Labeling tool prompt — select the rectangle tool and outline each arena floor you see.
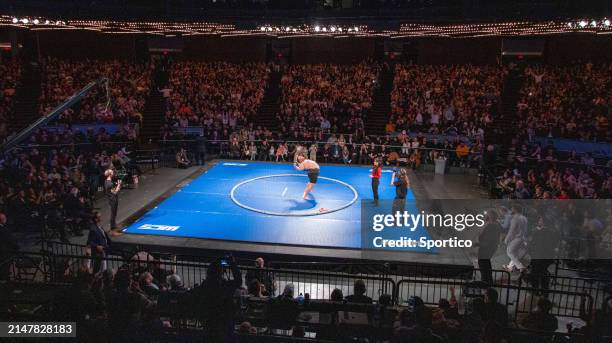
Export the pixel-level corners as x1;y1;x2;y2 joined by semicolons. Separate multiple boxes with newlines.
122;161;433;251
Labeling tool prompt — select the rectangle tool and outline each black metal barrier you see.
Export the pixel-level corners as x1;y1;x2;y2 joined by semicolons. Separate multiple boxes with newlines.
4;251;610;342
395;273;511;307
519;272;612;316
8;251;395;302
8;250;595;320
394;278;594;322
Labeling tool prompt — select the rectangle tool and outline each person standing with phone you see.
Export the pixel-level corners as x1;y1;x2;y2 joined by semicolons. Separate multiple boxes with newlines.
104;169;122;231
370;160;382;205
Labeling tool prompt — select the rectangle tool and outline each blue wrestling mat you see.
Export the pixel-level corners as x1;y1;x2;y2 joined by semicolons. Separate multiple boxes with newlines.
123;161;433;251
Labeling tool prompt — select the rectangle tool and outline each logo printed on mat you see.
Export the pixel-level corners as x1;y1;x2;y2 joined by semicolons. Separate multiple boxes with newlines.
223;163;248;166
137;224;180;231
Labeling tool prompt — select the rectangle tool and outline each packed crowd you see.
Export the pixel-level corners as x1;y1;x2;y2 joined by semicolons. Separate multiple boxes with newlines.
39;58;152;124
6;248;612;343
0;59;21;143
517;63;612;142
161;61;268;138
490;139;612;263
218;129;482;169
0;127;140;242
277;62;379;138
390;64;505;139
497;140;612;200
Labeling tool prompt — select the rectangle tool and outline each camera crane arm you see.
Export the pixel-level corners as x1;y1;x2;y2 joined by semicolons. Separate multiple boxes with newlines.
1;78;110;153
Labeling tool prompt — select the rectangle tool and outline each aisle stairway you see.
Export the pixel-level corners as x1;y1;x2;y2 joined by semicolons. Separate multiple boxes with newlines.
486;67;523;149
254;69;282;132
365;63;394;136
481;65;525;188
9;62;42;133
139;64;168;144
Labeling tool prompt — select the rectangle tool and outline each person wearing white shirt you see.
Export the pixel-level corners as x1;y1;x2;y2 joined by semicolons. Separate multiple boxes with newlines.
504;205;528;272
415;112;423;126
430;113;440;125
401;140;410;155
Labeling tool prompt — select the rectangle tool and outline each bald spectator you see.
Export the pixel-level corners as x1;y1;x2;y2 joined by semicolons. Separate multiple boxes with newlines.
245;257;275;296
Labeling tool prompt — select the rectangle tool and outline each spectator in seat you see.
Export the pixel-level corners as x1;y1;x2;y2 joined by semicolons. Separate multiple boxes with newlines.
166;274;185;292
514;180;531;199
591;297;612;339
330;288;344;302
270;283;300;330
483;288;508;327
247;280;265;298
455;141;470;167
345;279;373;304
393;296;441;343
519;297;558;332
245;257;274;296
139;272;161;300
279;283;295;300
107;268;156;342
54;271;104;341
199;256;242;342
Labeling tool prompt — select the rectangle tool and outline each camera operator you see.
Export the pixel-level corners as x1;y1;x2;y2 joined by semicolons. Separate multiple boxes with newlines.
198;255;242;342
104;169;122;231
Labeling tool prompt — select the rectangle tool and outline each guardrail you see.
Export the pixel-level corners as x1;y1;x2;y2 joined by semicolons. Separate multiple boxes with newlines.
8;251;395;302
514;284;593;321
4;250;609;342
394;278;593;322
520;272;611;311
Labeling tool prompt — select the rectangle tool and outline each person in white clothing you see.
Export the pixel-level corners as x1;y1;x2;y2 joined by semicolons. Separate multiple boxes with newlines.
504;205;528;272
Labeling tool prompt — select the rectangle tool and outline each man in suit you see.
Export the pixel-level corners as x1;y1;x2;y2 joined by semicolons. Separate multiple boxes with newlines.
87;212;111;273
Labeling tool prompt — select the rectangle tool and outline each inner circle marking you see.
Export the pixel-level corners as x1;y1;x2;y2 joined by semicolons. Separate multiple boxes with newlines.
230;173;359;216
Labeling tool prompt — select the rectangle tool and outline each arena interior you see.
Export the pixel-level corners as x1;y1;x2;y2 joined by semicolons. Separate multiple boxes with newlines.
0;0;611;341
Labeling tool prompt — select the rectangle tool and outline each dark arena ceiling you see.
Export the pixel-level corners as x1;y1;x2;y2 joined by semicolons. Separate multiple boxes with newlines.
0;1;610;38
0;0;610;22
